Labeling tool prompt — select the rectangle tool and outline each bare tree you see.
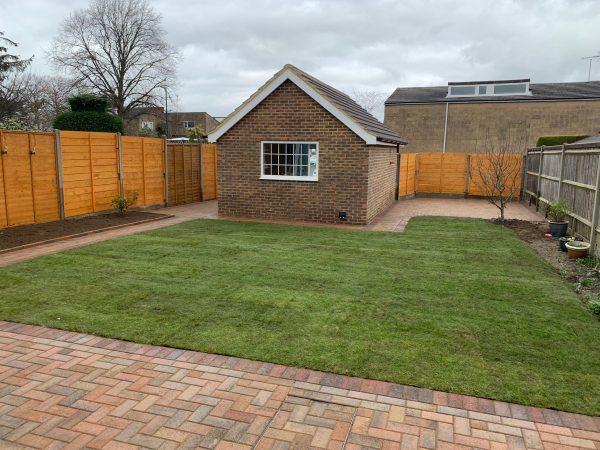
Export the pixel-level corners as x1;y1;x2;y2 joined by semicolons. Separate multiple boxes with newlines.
473;128;526;222
49;0;178;119
348;88;387;120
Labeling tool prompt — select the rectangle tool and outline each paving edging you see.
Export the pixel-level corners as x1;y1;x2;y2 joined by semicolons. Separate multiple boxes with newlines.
0;214;174;256
0;320;597;433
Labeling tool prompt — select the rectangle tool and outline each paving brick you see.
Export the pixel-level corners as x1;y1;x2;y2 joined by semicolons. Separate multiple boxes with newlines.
1;322;599;450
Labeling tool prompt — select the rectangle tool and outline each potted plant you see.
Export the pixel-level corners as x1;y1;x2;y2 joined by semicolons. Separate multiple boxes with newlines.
565;240;591;259
559;236;575;252
546;199;570;237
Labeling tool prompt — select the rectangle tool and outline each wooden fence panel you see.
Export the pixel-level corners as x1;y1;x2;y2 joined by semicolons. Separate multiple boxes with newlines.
202;143;218;200
468;154;522;197
399;153;416;196
122;137;165;207
416;153;443;193
0;131;35;226
0;134;6;228
167;144;201;205
29;133;60;223
60;131;119;217
440;153;467;195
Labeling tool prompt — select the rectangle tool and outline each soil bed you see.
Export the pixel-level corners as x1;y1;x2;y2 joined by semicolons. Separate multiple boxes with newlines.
0;211;168;251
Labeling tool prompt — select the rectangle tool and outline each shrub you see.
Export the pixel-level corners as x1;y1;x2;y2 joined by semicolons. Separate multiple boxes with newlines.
589;300;600;316
536;135;589;147
111;191;139;213
546;199;569;222
53;93;123;133
0;117;31;130
68;94;108;113
53;111;124;134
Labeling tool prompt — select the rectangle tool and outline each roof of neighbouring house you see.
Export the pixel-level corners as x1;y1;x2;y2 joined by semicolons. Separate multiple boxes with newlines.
208;64;407;145
573;134;600;144
386;80;600;104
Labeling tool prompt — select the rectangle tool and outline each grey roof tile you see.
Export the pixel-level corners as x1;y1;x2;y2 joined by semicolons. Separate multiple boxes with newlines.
386;81;600;104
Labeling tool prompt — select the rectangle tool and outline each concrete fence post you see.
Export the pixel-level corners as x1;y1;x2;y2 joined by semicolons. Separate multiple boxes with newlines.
199;143;204;202
557;143;566;200
465;154;471;197
163;138;169;207
536;146;544;211
589;154;600;253
54;129;65;220
117;133;124;196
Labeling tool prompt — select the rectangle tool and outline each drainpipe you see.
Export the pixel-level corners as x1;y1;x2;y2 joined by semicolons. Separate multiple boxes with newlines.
395;143;400;200
442;102;449;153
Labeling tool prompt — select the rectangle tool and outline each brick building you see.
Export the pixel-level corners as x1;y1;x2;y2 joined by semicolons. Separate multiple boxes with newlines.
384;79;600;152
125;108;220;138
208;64;406;225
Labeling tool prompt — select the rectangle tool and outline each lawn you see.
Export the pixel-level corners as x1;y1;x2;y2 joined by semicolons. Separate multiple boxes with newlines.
1;217;599;415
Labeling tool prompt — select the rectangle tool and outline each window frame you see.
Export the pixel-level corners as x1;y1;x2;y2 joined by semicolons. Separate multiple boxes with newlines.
182;121;195;128
260;141;319;182
141;121;154;130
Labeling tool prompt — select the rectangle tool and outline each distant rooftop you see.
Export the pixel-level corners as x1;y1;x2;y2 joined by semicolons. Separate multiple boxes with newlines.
386;80;600;104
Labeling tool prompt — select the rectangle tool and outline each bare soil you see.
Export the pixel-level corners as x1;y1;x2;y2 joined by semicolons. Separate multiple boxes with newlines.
0;211;168;251
501;219;600;298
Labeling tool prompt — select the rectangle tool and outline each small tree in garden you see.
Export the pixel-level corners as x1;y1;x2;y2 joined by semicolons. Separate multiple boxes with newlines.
473;128;526;222
187;125;207;143
111;191;139;214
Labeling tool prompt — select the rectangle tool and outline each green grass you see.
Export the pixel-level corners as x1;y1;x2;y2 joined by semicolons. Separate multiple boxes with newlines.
1;217;599;415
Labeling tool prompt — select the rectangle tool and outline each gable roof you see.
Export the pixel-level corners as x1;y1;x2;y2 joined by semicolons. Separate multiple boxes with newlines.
208;64;407;145
386;81;600;105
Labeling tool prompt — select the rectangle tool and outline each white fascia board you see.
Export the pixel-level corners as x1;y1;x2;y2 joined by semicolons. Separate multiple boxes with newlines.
208;69;378;145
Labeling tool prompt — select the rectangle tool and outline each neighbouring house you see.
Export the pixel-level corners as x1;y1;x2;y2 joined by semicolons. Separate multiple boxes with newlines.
384;79;600;152
208;64;407;225
124;108;220;138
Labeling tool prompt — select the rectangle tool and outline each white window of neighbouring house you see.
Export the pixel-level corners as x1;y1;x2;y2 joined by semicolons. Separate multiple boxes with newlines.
182;121;195;128
261;142;318;181
141;121;154;130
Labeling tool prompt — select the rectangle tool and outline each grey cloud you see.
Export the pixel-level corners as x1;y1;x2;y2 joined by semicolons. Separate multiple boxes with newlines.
3;0;600;117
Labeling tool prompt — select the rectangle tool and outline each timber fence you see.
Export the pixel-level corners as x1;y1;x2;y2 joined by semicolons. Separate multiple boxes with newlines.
0;130;217;228
398;152;523;198
524;142;600;251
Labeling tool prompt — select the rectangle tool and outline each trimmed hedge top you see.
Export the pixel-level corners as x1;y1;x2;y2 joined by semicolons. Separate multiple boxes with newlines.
68;94;109;113
53;94;123;133
536;135;590;146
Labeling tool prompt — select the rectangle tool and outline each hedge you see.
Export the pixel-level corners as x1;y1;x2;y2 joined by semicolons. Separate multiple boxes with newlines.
53;111;124;134
536;135;590;147
68;94;108;113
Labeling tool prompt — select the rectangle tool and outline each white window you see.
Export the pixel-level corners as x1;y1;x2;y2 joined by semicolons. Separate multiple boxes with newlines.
141;121;154;130
447;81;531;97
182;121;195;128
261;142;318;181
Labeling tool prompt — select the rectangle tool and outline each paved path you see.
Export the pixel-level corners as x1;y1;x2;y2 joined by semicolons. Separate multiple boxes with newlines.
0;322;598;449
0;201;218;268
368;199;544;232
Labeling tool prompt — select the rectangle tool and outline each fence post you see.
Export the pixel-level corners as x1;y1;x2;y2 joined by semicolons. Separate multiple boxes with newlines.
163;138;169;207
54;130;65;220
536;145;544;211
520;154;527;200
589;154;600;253
117;133;124;196
557;143;566;200
465;154;471;197
199;143;204;201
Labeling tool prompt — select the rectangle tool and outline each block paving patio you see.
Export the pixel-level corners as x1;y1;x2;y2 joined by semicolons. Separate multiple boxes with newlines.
1;321;599;449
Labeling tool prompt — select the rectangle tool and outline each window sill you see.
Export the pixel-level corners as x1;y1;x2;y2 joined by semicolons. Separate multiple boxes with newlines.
260;175;318;182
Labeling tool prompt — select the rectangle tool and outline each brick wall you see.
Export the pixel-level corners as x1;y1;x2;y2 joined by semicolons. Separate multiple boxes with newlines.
217;80;395;225
384;100;600;152
366;146;397;223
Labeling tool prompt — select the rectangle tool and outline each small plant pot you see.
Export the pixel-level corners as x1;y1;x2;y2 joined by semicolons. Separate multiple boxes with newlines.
548;221;568;237
565;241;591;259
559;237;573;252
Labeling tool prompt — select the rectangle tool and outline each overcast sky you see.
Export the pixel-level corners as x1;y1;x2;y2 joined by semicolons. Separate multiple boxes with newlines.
3;0;600;118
